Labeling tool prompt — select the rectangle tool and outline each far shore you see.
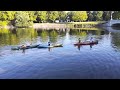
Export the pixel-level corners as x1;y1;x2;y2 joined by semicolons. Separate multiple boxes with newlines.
0;22;106;30
0;23;69;29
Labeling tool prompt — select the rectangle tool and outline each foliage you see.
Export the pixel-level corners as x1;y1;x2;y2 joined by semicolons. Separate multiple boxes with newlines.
0;11;7;21
92;11;103;21
96;11;103;21
27;11;37;22
87;11;94;21
15;11;33;27
48;11;59;22
58;11;67;21
67;11;74;21
35;11;47;23
5;11;16;21
0;11;120;27
102;11;111;21
0;21;9;26
72;11;88;22
113;11;120;19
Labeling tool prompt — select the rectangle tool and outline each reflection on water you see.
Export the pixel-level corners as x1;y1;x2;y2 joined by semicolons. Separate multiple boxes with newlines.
0;27;120;79
0;28;38;46
74;43;96;51
0;27;120;53
0;28;104;46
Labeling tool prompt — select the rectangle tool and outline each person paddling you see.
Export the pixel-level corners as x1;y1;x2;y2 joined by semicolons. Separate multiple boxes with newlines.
48;42;51;46
78;38;81;43
90;37;94;43
21;45;26;49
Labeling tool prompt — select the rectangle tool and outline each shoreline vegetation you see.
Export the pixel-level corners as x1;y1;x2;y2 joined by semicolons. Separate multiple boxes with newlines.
0;11;117;30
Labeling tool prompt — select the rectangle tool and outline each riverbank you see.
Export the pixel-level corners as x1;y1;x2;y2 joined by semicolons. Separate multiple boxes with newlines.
0;21;107;30
33;21;106;29
33;23;69;30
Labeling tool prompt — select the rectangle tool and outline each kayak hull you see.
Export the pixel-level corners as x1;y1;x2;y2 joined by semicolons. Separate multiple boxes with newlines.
37;44;63;48
53;44;63;47
11;44;39;50
37;45;54;48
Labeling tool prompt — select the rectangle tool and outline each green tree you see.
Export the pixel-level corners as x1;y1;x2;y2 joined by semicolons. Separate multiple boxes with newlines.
102;11;111;21
96;11;103;21
14;11;33;27
113;11;120;19
92;11;97;21
93;11;103;21
58;11;67;22
5;11;16;21
35;11;47;23
67;11;74;21
48;11;59;22
87;11;94;21
72;11;88;22
27;11;37;22
0;11;7;21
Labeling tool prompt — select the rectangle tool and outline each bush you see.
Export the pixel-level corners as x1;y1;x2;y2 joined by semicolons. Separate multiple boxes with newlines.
0;21;8;27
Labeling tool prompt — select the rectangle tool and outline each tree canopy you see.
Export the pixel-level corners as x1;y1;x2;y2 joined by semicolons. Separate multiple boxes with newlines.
15;11;33;27
72;11;88;22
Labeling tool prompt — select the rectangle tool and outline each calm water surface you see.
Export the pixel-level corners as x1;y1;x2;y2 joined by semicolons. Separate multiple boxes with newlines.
0;27;120;79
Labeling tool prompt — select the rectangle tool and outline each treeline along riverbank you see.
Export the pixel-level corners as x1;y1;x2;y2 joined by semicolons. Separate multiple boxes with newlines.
0;11;119;29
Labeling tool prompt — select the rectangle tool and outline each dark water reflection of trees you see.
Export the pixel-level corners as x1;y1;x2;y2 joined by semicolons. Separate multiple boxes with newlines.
104;27;120;50
111;32;120;49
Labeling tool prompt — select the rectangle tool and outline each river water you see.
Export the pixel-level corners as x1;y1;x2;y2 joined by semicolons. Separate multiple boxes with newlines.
0;27;120;79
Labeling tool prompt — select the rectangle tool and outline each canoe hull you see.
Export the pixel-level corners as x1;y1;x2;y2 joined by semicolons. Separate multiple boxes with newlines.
74;41;98;45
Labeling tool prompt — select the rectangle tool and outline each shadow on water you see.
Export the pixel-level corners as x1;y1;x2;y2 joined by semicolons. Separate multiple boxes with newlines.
102;26;120;52
74;44;95;51
22;49;26;54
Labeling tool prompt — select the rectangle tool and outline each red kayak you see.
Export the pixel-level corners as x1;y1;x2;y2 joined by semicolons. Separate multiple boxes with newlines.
74;40;98;45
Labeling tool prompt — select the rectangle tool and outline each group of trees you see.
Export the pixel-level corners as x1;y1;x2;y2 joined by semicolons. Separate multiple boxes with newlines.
0;11;120;27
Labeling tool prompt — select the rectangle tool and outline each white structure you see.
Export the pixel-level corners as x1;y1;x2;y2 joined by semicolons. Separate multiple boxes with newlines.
103;11;120;27
110;11;114;20
103;20;120;27
103;26;120;33
55;20;59;23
